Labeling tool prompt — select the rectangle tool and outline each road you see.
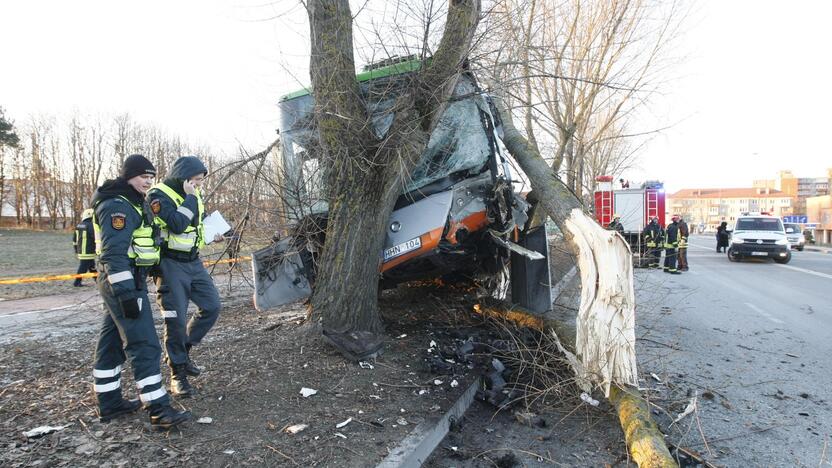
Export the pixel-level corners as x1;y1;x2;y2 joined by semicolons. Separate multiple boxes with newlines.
635;234;831;467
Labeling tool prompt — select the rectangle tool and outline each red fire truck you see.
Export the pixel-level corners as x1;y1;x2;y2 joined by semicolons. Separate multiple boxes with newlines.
594;176;666;267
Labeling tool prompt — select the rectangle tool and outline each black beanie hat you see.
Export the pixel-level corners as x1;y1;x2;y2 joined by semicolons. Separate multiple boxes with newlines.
120;154;156;180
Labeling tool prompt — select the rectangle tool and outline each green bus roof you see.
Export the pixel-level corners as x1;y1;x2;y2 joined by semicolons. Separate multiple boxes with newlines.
279;58;423;102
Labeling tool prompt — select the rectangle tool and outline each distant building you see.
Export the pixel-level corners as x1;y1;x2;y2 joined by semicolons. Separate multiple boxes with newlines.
753;169;831;215
806;195;832;244
668;187;792;231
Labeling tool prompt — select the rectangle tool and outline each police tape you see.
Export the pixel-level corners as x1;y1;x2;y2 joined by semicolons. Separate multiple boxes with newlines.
0;256;253;285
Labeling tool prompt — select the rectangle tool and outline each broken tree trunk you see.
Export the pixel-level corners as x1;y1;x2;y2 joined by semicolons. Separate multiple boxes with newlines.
494;98;637;397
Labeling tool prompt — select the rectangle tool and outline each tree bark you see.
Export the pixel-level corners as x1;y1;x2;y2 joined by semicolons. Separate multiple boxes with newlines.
494;98;636;397
306;0;481;360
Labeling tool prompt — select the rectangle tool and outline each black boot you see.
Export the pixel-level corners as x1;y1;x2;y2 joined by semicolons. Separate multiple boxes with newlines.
171;364;197;397
184;344;202;377
148;404;192;430
99;398;141;423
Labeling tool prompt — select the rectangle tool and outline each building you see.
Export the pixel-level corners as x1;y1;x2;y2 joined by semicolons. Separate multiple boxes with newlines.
668;187;792;231
806;195;832;244
753;169;832;215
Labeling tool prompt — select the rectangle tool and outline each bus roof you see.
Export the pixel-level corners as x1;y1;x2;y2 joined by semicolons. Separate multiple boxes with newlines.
279;58;423;102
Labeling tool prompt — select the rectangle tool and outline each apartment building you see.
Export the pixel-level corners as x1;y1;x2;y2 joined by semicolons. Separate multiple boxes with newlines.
667;187;792;231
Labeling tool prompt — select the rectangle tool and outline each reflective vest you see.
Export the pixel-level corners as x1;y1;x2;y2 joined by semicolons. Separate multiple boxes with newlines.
74;221;96;260
678;236;688;248
152;182;205;253
93;196;160;267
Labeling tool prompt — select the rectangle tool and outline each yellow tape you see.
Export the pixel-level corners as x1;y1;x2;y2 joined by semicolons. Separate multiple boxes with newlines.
0;256;253;285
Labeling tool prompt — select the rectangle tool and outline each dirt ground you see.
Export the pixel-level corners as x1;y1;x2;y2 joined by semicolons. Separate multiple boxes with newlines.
1;284;497;467
1;230;634;467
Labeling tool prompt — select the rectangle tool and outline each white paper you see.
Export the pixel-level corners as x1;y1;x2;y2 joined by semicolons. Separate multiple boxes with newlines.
203;210;231;244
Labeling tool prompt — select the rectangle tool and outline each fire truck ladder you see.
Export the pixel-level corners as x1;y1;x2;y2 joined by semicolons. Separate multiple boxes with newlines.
599;190;613;226
646;190;658;221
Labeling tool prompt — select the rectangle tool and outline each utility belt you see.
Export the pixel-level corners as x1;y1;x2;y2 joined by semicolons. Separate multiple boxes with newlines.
161;246;200;263
96;261;148;291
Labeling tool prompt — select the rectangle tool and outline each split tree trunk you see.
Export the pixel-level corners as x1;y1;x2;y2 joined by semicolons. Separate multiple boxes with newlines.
495;98;637;396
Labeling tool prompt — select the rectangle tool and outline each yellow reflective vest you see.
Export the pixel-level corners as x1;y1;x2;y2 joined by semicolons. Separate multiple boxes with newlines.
151;182;205;253
93;196;160;267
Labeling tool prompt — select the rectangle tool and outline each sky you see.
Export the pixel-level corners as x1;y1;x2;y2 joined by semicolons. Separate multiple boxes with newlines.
1;0;830;191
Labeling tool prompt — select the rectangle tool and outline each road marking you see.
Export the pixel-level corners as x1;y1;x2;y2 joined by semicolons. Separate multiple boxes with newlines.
745;302;784;324
776;264;832;280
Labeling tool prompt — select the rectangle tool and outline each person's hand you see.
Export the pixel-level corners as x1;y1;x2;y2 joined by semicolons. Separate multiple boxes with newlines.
183;179;196;195
213;233;225;243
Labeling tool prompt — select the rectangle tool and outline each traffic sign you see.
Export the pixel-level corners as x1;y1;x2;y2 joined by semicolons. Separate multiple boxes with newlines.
782;215;808;223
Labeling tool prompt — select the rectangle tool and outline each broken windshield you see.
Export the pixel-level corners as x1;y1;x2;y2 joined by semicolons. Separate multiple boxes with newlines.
278;73;494;220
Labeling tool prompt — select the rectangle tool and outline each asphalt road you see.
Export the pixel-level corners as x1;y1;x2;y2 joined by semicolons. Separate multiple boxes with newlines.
635;234;831;467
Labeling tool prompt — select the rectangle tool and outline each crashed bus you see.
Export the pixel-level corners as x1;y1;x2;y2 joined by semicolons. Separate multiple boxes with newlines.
252;58;552;314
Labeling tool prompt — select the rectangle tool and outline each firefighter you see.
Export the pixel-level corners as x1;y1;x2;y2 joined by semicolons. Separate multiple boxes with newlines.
663;214;681;274
607;213;625;235
72;208;97;286
677;215;689;271
642;216;662;268
91;154;191;429
148;156;223;398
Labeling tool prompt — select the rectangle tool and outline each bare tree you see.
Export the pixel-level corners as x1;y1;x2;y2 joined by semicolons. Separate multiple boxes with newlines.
305;0;482;359
481;0;683;198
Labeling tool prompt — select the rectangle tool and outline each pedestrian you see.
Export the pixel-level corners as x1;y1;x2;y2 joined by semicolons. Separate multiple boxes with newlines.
677;215;689;271
663;214;681;274
716;221;730;253
72;208;97;287
91;154;191;429
607;213;625;235
148;156;223;397
642;216;662;268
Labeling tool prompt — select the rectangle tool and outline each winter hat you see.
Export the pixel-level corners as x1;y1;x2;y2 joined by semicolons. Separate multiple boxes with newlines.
120;154;156;180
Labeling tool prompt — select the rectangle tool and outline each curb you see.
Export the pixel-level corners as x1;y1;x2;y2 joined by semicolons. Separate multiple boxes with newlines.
376;377;481;468
804;246;832;254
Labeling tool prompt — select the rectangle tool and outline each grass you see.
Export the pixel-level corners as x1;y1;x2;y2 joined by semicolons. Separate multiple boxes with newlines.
0;229;78;277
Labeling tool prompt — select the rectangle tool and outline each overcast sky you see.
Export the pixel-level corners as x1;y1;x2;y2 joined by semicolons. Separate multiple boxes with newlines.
1;0;829;191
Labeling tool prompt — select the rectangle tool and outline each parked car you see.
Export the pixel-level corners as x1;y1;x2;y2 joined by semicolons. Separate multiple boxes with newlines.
727;213;791;264
783;223;805;251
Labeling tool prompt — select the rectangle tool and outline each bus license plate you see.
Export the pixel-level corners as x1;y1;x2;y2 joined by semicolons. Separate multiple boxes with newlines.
383;237;421;262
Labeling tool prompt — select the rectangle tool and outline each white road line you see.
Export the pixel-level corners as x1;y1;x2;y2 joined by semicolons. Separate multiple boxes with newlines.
776;264;832;280
745;302;785;324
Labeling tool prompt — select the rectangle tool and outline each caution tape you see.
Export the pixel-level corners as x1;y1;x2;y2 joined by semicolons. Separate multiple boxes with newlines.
0;256;253;285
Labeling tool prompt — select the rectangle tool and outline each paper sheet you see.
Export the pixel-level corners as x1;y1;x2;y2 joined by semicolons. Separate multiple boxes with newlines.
203;210;231;244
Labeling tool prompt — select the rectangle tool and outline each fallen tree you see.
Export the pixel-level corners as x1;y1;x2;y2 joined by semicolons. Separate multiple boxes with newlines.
494;97;637;397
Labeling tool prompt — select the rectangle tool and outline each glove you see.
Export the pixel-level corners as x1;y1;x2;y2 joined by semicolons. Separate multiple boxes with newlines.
120;296;142;319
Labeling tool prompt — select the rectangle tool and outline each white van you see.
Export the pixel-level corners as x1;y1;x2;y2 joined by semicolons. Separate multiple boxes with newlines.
727;213;791;264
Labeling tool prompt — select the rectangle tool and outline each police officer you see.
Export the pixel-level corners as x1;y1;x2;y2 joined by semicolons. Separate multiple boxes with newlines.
91;154;191;429
148;156;222;397
607;213;625;235
677;215;689;271
72;208;96;287
642;216;662;268
663;214;681;274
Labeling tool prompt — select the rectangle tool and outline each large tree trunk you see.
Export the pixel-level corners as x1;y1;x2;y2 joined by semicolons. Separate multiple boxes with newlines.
495;98;636;397
307;0;481;360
